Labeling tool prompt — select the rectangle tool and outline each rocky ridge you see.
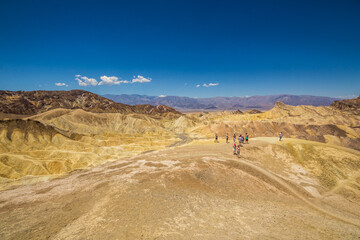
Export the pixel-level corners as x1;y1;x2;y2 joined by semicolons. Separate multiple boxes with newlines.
0;90;182;116
331;96;360;113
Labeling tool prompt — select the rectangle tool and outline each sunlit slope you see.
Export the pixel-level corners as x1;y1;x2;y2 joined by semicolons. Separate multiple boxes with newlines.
0;110;180;188
245;138;360;200
0;101;359;189
182;102;360;150
28;108;173;135
0;138;359;239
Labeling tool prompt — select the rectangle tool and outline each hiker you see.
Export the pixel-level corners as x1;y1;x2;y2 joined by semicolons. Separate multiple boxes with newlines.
226;133;229;143
233;143;237;155
279;132;283;141
245;133;249;143
237;145;240;157
238;135;242;144
233;133;236;143
215;133;218;143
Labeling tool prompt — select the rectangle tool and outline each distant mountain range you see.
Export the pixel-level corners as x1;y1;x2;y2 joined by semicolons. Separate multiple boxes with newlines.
103;94;340;111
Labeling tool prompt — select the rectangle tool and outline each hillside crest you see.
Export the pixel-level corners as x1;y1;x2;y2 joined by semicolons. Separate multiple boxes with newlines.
0;90;181;116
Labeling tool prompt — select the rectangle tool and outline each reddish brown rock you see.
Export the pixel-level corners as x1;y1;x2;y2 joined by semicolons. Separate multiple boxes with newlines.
0;90;181;116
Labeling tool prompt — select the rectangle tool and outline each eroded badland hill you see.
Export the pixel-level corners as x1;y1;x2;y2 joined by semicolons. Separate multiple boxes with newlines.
0;92;359;239
0;90;181;116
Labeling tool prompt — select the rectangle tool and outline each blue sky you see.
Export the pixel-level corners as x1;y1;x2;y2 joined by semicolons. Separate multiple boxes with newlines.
0;0;359;98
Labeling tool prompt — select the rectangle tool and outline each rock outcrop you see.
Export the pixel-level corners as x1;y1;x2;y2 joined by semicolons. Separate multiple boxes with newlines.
331;96;360;113
231;110;243;114
132;104;182;116
245;109;262;114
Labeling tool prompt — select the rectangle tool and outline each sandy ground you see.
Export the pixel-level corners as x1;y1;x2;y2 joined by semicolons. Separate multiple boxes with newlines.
0;138;359;240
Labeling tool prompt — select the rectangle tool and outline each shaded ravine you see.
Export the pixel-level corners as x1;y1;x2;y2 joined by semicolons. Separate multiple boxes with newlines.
219;154;360;227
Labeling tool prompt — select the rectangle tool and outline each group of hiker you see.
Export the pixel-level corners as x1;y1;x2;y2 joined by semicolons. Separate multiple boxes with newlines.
223;133;249;144
214;132;249;158
231;133;249;157
214;131;284;158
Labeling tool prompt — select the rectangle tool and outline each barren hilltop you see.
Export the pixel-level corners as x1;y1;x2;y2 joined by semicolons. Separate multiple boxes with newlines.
0;90;181;116
0;91;359;239
331;96;360;113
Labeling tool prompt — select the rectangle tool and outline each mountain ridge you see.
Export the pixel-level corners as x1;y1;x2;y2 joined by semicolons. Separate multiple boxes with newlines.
104;94;340;111
331;96;360;114
0;90;182;116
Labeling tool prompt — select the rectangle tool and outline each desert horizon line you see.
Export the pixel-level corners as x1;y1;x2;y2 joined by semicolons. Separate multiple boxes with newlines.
1;89;358;100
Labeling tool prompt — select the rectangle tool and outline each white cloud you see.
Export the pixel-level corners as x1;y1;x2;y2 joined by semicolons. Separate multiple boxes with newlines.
158;95;167;98
75;75;98;86
98;75;130;85
74;74;152;86
132;75;151;83
196;84;200;87
55;83;68;87
76;78;87;86
202;83;219;87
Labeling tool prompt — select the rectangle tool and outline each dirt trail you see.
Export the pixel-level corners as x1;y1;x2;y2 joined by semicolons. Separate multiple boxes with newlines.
167;133;193;147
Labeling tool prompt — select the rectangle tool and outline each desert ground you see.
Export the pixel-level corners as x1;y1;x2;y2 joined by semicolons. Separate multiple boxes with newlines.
0;100;359;239
0;138;360;239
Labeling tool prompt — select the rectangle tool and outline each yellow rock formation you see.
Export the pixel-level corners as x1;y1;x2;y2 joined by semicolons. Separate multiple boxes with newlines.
0;102;359;191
